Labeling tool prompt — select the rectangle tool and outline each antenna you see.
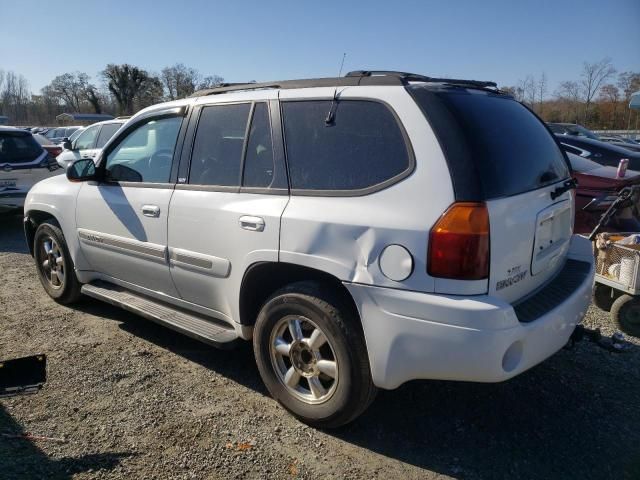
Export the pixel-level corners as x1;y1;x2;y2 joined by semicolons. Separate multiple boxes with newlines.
325;53;347;125
337;52;347;77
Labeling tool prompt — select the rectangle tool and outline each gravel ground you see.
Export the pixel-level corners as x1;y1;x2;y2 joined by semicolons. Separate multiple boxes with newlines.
1;213;639;480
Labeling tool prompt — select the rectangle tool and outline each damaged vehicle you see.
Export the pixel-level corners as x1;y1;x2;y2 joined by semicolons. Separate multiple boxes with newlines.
24;71;595;427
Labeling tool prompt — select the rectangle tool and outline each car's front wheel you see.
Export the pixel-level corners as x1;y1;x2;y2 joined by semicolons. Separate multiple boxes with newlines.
253;281;376;428
34;221;82;304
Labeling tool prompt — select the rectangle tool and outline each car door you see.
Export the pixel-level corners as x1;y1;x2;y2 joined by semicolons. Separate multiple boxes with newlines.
76;109;186;296
168;96;289;322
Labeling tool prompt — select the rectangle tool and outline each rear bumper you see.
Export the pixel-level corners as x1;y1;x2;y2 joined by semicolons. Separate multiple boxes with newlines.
345;235;595;389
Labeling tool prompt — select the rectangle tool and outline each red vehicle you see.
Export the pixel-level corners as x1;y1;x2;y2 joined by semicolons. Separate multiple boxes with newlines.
33;133;63;158
569;152;640;234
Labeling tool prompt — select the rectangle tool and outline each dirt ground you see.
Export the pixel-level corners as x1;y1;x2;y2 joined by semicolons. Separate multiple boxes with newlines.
1;213;639;480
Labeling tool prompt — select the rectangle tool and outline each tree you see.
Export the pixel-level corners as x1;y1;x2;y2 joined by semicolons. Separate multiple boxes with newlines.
161;63;200;100
537;72;547;116
598;84;620;128
198;75;225;90
47;72;90;112
555;80;581;123
85;85;102;114
618;71;640;130
136;75;165;110
580;58;616;123
0;70;31;122
102;64;150;115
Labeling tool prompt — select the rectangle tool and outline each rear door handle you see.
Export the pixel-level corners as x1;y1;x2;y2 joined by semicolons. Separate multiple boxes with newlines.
239;215;265;232
142;205;161;217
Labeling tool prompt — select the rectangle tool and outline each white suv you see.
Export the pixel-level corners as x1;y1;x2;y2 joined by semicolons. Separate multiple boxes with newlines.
24;71;595;427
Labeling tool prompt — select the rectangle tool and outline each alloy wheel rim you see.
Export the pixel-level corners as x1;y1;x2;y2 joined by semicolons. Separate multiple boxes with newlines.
269;315;339;404
39;236;65;290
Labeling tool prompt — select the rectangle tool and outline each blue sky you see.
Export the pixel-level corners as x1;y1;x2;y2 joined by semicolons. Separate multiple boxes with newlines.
1;0;638;93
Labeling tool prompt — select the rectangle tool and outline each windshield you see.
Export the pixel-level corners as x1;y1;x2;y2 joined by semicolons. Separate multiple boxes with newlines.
0;131;44;164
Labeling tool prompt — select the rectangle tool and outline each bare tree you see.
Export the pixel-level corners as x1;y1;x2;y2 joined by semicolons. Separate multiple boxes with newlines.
598;84;620;128
618;71;640;130
537;72;547;116
85;85;102;114
581;57;616;123
0;71;31;122
198;75;225;90
47;72;90;112
102;64;150;115
161;63;200;100
555;80;581;123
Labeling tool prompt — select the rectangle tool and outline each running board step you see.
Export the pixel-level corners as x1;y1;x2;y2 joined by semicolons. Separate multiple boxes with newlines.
81;282;238;348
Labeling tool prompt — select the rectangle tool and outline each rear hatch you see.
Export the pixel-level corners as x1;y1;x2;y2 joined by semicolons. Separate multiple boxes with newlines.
410;85;573;302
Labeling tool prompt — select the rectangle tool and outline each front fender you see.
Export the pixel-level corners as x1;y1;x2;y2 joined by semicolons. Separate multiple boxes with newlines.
24;176;90;270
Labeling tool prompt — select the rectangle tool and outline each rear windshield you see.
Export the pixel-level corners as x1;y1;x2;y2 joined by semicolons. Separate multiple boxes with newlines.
0;131;43;164
410;86;570;199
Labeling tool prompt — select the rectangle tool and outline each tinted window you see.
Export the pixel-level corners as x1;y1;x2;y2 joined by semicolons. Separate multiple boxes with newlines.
189;104;250;186
0;132;43;163
95;123;121;149
411;87;570;199
282;100;411;191
74;125;100;150
242;103;275;188
105;116;181;183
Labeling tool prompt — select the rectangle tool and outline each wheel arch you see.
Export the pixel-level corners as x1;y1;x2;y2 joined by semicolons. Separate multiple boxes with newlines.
239;262;360;328
24;209;60;256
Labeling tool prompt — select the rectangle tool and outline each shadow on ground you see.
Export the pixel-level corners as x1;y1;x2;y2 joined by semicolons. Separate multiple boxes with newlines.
76;298;640;480
0;404;133;479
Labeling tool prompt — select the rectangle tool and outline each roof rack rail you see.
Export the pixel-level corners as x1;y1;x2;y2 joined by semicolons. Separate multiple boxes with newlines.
189;70;498;97
345;70;498;89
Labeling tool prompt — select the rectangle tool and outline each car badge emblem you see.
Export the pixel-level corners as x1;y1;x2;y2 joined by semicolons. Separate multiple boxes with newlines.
2;164;12;172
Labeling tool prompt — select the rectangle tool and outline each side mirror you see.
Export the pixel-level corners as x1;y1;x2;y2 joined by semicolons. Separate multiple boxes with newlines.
67;158;96;182
62;138;72;150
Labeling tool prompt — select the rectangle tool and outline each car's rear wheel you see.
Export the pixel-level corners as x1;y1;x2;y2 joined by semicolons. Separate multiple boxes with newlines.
253;281;376;428
34;222;82;304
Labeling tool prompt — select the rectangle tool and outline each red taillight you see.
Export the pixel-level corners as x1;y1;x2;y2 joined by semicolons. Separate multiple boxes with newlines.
428;202;490;280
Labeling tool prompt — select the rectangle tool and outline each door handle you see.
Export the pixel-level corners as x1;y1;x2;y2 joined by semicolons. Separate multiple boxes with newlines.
141;205;161;217
239;215;265;232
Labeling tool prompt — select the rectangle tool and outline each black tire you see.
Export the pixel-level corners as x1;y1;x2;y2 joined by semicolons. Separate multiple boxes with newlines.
610;294;640;338
253;281;377;428
34;221;82;304
592;284;618;312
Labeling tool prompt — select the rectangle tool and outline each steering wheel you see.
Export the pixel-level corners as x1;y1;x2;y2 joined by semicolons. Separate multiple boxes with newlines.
148;149;174;176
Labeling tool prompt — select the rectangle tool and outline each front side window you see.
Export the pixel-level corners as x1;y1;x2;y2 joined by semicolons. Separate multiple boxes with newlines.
282;100;411;192
105;116;182;183
73;125;100;150
189;104;251;186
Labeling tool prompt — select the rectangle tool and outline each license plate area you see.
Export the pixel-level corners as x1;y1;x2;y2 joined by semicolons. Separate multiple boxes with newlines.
531;200;572;275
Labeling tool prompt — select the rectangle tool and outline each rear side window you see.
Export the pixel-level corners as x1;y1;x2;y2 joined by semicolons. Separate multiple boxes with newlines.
96;123;121;149
410;87;570;199
282;100;412;192
0;132;43;164
189;104;251;186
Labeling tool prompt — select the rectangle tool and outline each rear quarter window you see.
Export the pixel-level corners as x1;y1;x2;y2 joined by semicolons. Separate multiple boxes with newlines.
281;100;412;193
410;86;570;199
